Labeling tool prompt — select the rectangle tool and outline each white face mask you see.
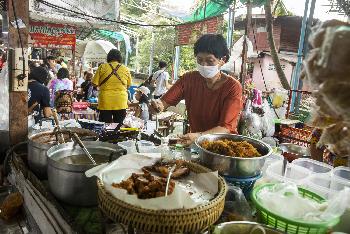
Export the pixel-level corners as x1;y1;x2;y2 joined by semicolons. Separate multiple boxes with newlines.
197;63;220;79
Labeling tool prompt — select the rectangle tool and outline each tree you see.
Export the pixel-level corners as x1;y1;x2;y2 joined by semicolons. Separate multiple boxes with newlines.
264;0;291;90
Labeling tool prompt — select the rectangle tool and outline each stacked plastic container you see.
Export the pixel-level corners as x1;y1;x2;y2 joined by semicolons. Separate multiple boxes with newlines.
264;157;350;199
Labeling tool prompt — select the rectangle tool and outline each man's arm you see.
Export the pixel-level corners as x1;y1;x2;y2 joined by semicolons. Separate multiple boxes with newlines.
179;126;230;146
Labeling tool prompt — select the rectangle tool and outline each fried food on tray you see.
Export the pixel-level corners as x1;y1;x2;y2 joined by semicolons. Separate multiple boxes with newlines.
143;160;190;179
112;171;175;199
200;140;261;158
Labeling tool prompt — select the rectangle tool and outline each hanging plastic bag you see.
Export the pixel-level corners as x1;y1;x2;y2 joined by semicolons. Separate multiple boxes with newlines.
261;99;275;137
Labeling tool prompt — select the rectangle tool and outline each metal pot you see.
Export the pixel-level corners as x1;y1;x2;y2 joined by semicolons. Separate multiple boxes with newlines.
47;141;126;206
195;134;272;178
28;127;98;179
205;221;283;234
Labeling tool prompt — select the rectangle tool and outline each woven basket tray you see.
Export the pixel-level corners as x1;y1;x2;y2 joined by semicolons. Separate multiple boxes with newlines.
97;161;227;233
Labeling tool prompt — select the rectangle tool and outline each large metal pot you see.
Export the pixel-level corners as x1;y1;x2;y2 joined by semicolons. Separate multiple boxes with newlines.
195;134;272;178
28;127;98;179
47;141;126;206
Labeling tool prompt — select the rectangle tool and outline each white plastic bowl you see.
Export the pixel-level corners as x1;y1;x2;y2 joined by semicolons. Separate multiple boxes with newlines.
292;158;333;174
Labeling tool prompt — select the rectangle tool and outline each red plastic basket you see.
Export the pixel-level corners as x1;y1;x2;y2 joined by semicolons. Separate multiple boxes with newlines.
73;102;89;110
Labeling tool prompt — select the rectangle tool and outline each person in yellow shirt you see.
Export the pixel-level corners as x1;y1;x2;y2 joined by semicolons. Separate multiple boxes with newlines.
92;49;132;123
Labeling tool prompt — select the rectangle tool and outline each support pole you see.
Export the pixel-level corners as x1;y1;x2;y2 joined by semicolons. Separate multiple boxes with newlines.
240;0;252;90
135;36;139;73
148;29;155;76
173;46;180;80
294;0;316;113
290;0;310;113
227;0;237;50
8;0;30;145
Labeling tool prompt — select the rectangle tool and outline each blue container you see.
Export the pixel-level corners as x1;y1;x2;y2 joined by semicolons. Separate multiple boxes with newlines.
128;85;138;99
224;173;262;198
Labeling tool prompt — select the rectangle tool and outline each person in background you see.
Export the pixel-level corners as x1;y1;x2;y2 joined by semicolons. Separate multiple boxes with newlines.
152;61;172;99
92;49;132;123
151;34;243;146
49;68;73;106
81;72;96;101
129;86;150;125
77;71;87;87
28;66;52;123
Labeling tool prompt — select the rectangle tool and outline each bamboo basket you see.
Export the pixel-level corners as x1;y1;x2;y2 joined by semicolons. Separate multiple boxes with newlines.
97;161;227;233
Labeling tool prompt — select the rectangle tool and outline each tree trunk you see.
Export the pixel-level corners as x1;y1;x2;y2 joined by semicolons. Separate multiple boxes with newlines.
264;0;291;90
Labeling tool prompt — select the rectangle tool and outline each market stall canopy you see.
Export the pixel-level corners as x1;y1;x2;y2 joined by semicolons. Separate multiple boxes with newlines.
82;40;117;63
160;0;233;22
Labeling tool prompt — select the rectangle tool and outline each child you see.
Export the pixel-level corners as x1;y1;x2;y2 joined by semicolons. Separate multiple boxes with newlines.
131;86;150;124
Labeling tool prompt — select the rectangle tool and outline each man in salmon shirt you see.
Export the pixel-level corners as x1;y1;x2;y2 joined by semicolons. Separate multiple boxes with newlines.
151;34;243;145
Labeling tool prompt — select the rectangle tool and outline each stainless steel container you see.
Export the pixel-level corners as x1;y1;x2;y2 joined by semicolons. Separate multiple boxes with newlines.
47;141;126;206
195;134;272;178
28;128;97;179
279;143;310;157
205;221;283;234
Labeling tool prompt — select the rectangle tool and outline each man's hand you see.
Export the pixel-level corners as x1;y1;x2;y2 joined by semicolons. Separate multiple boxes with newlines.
178;133;201;146
150;99;163;114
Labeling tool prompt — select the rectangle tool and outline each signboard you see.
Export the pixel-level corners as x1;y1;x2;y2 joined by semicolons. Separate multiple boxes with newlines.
175;16;224;45
29;21;76;50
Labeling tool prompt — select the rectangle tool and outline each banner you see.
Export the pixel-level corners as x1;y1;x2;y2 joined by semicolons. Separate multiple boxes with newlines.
175;16;224;45
29;21;76;50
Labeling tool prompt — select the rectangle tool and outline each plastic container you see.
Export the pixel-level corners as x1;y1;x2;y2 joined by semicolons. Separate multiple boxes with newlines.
118;140;156;154
330;166;350;191
262;153;284;175
292;158;333;174
137;140;156;153
265;161;312;184
118;140;137;153
251;183;340;234
301;173;337;199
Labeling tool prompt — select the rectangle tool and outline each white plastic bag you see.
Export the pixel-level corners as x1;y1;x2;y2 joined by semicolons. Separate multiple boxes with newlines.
261;100;275;137
258;183;349;222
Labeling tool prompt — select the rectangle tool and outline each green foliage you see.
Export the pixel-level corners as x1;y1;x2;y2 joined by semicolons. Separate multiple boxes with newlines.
179;45;196;76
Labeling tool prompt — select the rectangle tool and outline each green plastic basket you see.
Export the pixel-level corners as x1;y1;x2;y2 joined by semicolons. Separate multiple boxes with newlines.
251;183;340;234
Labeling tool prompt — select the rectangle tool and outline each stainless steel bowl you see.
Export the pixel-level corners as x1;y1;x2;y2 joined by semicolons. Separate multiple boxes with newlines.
195;134;272;178
205;221;283;234
47;141;126;206
279;143;310;157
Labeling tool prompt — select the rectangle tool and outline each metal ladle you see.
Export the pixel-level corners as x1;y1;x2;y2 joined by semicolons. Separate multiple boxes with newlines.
72;133;97;165
52;109;65;144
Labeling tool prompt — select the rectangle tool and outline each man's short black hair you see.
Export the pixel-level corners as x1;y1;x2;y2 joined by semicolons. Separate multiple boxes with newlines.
57;68;70;80
159;61;167;69
107;49;122;63
29;66;49;84
194;34;230;62
46;55;56;61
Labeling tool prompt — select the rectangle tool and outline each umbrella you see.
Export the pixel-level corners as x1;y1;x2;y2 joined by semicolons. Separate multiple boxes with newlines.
82;40;117;62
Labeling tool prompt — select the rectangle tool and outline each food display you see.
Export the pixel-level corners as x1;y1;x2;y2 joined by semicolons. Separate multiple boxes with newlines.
200;139;261;158
143;160;190;179
112;171;175;199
